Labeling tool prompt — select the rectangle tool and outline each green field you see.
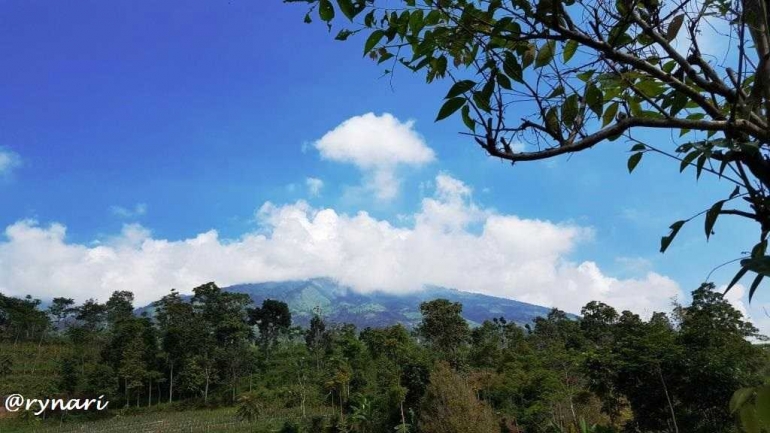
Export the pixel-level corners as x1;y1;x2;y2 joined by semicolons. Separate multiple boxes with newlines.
0;406;334;433
0;342;65;399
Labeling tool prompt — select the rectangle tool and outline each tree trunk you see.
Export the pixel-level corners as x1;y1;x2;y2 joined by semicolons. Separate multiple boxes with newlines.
400;400;407;432
658;365;679;433
169;363;174;403
204;373;210;404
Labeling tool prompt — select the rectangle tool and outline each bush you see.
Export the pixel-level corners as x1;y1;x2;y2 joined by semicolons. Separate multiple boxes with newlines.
418;362;499;433
280;420;302;433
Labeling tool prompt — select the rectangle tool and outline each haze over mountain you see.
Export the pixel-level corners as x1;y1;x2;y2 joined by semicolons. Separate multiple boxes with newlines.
141;277;558;329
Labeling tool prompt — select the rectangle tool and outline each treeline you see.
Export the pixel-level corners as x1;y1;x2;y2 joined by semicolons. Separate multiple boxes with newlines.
0;282;768;433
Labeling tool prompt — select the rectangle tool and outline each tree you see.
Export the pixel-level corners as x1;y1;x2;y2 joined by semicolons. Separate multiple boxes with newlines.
106;291;135;325
289;0;770;294
0;293;49;342
671;283;767;432
75;299;107;332
417;299;470;367
248;299;292;357
306;314;328;369
154;289;196;403
48;297;75;329
190;282;252;404
118;332;147;407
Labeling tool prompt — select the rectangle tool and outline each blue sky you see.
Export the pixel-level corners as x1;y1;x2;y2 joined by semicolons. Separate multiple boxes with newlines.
0;1;767;330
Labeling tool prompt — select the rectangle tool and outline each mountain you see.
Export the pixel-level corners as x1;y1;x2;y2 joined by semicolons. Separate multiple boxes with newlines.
146;278;557;329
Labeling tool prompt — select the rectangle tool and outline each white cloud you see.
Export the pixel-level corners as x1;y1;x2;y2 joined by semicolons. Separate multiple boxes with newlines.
509;141;526;153
715;283;770;333
314;113;435;200
110;203;147;218
306;177;324;197
0;174;683;319
716;283;770;337
721;283;746;314
0;147;21;177
615;256;654;275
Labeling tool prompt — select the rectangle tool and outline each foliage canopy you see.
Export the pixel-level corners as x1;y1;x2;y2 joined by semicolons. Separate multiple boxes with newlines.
288;0;770;297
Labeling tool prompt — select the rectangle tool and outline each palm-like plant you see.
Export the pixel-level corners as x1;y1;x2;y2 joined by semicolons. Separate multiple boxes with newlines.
350;396;374;433
235;391;263;423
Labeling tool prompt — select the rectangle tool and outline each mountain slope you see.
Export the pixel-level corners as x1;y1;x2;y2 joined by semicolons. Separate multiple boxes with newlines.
223;278;555;329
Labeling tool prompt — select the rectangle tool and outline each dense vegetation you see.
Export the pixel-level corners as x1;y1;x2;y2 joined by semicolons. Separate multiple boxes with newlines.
1;281;768;432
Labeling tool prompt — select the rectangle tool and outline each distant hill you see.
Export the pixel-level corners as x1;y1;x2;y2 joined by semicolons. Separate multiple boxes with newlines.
139;278;558;329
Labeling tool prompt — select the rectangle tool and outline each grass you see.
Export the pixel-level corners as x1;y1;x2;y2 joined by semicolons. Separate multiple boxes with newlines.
0;342;65;398
0;405;335;433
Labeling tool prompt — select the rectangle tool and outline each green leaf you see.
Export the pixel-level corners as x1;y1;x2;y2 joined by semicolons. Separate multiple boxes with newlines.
425;9;442;26
627;152;643;173
660;220;686;253
563;40;579;63
635;79;665;98
751;240;768;258
335;29;354;40
602;102;619;127
336;0;355;20
545;107;560;136
731;388;755;414
522;44;536;69
319;0;335;22
695;152;709;179
585;85;603;117
436;97;465;121
628;98;642;116
679;149;701;172
749;273;764;302
503;53;523;83
461;105;475;132
497;73;512;90
704;200;724;240
535;40;555;68
364;10;375;26
577;70;594;82
666;14;685;42
446;80;476;99
304;12;313;23
740;405;761;433
755;386;770;427
562;94;579;127
409;9;424;33
743;256;770;276
670;92;688;116
725;266;750;295
377;51;394;64
547;85;565;98
364;30;385;55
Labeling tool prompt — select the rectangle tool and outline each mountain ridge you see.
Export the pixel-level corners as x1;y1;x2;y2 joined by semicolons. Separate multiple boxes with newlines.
139;277;560;329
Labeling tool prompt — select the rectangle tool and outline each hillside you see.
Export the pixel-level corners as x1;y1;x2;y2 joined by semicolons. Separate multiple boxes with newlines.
141;278;557;329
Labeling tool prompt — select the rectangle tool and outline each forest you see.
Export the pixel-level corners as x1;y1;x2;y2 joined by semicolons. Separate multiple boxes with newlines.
0;281;768;433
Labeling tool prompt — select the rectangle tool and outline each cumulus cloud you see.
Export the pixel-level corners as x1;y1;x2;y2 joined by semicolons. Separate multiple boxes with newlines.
314;113;435;200
716;283;770;337
0;174;683;318
110;203;148;218
306;177;324;197
0;147;21;177
721;283;750;318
